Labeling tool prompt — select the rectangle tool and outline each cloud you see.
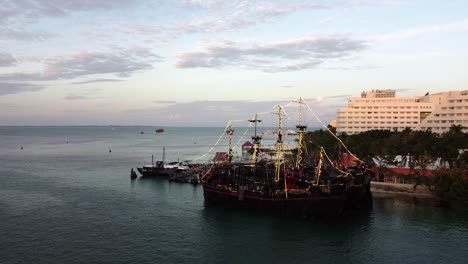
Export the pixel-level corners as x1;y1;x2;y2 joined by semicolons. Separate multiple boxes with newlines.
0;53;16;67
0;0;135;41
174;1;328;34
125;98;342;126
2;0;135;18
64;87;108;100
176;36;368;72
0;8;18;23
0;28;54;41
327;94;352;99
71;78;126;85
373;19;468;43
154;100;177;104
44;48;162;79
64;94;89;100
0;82;44;96
0;48;162;82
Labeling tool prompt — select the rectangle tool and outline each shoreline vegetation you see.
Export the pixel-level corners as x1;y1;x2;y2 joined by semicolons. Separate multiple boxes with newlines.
304;125;468;209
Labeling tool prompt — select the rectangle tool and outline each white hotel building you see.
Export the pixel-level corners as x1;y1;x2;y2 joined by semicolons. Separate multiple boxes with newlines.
336;89;468;134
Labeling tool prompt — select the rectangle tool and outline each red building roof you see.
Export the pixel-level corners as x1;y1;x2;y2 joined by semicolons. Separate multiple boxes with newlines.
242;141;254;149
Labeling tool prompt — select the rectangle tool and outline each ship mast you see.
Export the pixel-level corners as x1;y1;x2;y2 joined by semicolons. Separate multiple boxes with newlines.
295;97;307;168
226;122;234;164
274;105;288;198
248;114;262;164
315;147;325;185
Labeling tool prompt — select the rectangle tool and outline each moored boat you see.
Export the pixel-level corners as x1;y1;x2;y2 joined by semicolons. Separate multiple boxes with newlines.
201;99;373;217
137;148;188;177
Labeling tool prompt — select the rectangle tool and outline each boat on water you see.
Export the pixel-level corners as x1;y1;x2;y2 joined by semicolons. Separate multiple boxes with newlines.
201;100;373;217
155;128;164;133
262;129;277;135
137;148;189;177
137;162;189;177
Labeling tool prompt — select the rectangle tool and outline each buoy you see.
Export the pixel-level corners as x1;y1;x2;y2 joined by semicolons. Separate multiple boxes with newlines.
109;148;112;153
20;145;23;150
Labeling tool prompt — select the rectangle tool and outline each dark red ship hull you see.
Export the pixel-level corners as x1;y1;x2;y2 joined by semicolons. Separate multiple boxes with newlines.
202;183;372;217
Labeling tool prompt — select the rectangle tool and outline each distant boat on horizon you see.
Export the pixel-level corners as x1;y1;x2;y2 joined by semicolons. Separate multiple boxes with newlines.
155;128;164;133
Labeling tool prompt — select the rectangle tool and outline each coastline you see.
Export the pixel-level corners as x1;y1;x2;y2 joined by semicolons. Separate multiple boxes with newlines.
371;181;435;198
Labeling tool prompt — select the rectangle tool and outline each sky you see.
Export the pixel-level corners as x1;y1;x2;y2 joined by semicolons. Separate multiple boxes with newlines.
1;0;467;127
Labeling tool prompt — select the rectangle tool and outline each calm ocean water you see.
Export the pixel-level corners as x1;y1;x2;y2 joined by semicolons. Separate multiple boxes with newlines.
1;126;468;264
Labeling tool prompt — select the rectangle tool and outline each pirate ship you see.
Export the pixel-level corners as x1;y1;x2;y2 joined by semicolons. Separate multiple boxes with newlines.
201;98;373;217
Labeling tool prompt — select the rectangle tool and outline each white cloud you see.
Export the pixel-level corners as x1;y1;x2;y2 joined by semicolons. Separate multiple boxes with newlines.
71;79;126;85
173;1;328;34
0;48;162;81
0;82;43;96
374;19;468;43
176;35;368;72
0;53;16;67
2;0;135;17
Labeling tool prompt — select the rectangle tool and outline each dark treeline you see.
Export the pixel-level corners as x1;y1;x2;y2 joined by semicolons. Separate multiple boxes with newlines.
304;125;468;208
